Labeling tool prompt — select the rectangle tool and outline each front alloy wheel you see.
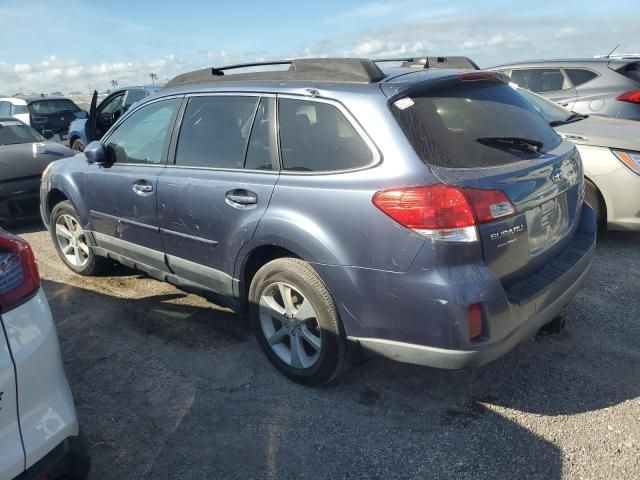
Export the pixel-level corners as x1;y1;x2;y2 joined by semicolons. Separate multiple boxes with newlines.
55;214;90;268
50;200;107;275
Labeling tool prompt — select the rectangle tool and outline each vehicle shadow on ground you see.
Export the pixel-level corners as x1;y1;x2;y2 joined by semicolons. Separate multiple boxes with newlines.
40;231;639;479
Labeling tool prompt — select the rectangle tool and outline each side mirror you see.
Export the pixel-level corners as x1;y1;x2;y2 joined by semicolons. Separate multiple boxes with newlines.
84;141;106;164
42;130;55;140
75;110;88;119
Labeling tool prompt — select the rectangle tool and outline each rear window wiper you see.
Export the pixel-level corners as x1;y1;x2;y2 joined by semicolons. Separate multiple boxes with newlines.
476;136;543;153
549;113;589;127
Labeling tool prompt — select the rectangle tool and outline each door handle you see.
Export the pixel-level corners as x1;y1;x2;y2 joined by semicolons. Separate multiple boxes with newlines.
132;181;154;195
225;189;258;207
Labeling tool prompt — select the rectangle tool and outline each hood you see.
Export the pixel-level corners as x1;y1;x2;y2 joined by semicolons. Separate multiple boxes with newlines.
0;142;74;182
554;115;640;152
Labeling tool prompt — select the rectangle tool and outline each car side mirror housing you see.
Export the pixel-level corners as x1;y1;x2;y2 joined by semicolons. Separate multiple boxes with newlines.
75;110;88;119
84;141;106;164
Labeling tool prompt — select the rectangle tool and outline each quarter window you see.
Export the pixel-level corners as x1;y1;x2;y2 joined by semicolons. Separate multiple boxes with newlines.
104;98;179;165
510;69;569;93
175;96;259;169
565;69;598;87
278;99;372;172
0;102;10;116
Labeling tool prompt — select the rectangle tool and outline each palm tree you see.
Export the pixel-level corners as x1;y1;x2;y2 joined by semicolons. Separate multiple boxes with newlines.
111;80;118;89
149;73;158;84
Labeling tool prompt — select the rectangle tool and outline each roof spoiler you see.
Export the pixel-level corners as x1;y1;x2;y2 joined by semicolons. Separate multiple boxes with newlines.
164;58;386;89
374;56;480;70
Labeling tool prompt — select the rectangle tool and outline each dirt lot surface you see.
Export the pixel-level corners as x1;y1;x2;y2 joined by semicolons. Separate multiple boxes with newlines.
11;223;640;479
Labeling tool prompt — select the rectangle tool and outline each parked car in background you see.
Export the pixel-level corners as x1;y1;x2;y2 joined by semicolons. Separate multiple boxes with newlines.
0;95;83;144
490;57;640;121
40;58;595;385
0;117;73;225
514;85;640;231
67;86;161;152
0;229;90;479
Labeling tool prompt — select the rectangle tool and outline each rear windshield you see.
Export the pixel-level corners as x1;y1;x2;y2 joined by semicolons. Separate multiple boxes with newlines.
391;82;562;168
28;99;80;115
0;120;44;145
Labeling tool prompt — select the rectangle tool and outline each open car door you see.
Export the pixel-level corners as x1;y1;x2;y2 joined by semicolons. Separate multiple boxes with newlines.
87;90;99;143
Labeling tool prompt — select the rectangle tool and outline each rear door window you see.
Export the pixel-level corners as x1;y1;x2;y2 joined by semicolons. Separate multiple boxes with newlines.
175;95;259;169
0;102;10;116
391;82;562;168
510;69;569;93
278;98;373;172
565;68;598;87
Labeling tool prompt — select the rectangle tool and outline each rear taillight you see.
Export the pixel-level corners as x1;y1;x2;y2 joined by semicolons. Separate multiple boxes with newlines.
372;185;515;242
615;90;640;104
0;233;40;313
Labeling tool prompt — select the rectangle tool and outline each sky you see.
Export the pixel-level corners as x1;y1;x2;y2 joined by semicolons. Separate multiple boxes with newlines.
0;0;639;94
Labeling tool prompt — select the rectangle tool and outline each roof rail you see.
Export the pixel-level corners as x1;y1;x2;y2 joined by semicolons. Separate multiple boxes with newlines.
164;58;386;89
374;56;480;70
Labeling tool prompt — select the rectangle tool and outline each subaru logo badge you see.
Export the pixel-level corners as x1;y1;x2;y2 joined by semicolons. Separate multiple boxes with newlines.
551;170;563;184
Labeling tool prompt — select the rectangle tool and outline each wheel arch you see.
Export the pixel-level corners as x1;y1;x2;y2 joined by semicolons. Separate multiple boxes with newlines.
45;172;92;230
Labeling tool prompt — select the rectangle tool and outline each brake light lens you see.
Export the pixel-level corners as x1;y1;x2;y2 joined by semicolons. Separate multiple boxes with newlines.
612;149;640;175
615;90;640;104
0;233;40;313
372;185;515;242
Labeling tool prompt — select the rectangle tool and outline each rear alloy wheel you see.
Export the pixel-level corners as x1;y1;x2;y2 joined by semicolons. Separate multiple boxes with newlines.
250;258;348;385
50;201;107;275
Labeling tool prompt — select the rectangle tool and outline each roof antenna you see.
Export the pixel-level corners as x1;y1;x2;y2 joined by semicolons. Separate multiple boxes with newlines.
606;44;620;58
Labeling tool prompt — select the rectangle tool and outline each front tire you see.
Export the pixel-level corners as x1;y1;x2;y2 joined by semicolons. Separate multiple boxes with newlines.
50;201;107;275
249;258;348;386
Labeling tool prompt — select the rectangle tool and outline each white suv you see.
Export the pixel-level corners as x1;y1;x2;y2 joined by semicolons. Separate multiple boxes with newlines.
0;230;89;480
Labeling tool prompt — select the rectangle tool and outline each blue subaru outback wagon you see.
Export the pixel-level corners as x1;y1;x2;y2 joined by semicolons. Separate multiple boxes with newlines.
40;58;596;385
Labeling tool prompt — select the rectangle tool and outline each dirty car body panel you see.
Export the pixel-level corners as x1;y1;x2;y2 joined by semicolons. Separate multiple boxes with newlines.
40;62;595;371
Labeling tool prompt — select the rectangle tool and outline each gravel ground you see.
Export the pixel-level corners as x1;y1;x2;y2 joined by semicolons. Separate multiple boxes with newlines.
10;223;640;480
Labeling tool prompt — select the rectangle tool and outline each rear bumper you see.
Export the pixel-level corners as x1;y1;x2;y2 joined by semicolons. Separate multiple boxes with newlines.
319;204;596;370
17;431;90;480
351;258;591;369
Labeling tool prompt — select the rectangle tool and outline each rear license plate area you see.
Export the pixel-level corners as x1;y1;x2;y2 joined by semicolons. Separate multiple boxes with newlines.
526;194;570;256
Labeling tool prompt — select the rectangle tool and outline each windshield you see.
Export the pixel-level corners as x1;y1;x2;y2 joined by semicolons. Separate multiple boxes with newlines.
28;99;80;115
515;87;572;124
391;82;562;168
0;120;44;145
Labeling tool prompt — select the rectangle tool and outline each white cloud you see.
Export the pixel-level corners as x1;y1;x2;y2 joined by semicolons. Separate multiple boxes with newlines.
0;54;186;95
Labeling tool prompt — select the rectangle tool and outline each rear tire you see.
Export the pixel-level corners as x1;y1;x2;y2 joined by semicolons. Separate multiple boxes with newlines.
584;179;604;230
249;258;349;386
50;201;108;275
